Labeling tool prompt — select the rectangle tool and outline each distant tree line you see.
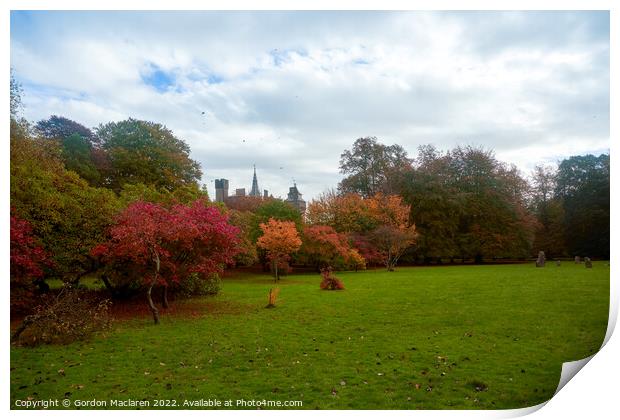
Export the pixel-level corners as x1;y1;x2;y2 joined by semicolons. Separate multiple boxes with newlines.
337;137;609;262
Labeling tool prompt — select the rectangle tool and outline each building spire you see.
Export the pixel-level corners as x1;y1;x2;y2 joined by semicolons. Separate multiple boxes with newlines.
250;164;260;197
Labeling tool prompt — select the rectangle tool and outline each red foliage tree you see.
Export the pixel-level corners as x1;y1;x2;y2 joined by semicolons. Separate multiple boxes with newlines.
300;225;360;270
93;200;240;323
351;234;383;267
10;215;51;282
10;214;52;312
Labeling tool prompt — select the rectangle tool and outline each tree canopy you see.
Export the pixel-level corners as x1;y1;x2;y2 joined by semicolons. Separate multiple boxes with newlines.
338;136;412;197
96;118;202;192
555;154;609;258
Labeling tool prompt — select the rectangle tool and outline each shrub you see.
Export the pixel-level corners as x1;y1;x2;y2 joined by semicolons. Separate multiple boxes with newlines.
173;273;221;298
319;267;345;290
11;287;111;347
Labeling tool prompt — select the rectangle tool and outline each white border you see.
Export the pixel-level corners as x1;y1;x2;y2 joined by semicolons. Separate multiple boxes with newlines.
3;1;616;419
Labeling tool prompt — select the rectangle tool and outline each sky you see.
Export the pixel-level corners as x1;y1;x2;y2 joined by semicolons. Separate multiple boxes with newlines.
10;10;610;201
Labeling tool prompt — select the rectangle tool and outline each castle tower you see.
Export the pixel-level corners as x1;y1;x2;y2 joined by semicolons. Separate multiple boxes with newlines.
249;165;261;197
285;182;307;214
214;179;229;202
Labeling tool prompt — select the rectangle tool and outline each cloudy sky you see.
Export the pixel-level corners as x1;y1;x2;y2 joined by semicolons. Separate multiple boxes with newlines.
10;11;609;201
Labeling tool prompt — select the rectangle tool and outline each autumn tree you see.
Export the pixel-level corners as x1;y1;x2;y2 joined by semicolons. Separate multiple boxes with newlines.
306;191;416;270
93;200;240;323
251;199;302;240
398;145;534;263
249;199;303;271
366;193;417;270
10;213;53;312
10;214;51;283
36;115;96;143
306;190;376;234
299;225;357;270
256;219;302;282
96;119;202;192
369;225;417;271
11;129;120;283
228;210;259;267
339;137;412;197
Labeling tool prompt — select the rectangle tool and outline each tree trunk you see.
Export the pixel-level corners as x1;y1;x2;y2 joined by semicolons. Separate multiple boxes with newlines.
100;274;116;296
147;251;161;324
162;285;169;309
11;315;35;342
274;259;279;282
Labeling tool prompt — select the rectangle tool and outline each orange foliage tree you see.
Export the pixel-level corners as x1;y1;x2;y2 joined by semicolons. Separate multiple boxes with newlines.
299;225;362;271
367;193;417;270
256;218;302;282
306;192;416;270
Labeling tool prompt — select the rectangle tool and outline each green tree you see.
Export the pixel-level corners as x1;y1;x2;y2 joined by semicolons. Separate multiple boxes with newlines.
118;182;208;208
399;145;462;262
448;146;534;262
555;154;609;258
400;145;534;263
35;116;102;185
530;165;566;258
11;132;121;283
228;210;259;267
96;118;202;192
339;137;412;197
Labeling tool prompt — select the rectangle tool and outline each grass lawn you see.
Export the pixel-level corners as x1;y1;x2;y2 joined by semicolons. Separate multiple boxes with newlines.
10;263;609;409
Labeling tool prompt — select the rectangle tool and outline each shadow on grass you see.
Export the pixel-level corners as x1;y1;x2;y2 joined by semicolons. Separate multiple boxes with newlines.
110;298;257;321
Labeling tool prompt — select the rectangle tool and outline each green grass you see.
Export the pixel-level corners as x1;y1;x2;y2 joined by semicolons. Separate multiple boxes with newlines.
10;263;609;409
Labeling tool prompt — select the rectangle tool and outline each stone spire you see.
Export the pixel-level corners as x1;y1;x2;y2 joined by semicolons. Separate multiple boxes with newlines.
249;164;261;197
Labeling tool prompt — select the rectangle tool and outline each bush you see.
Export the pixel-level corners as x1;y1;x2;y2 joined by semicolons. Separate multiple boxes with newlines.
319;267;345;290
11;287;111;347
173;273;221;298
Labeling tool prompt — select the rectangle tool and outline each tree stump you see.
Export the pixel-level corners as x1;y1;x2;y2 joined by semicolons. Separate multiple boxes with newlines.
266;288;280;308
556;260;561;267
584;257;593;268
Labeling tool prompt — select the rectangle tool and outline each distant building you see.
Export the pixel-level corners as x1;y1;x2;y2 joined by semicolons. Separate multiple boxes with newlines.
249;165;261;197
214;166;306;215
285;183;306;214
215;165;268;203
214;179;229;202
